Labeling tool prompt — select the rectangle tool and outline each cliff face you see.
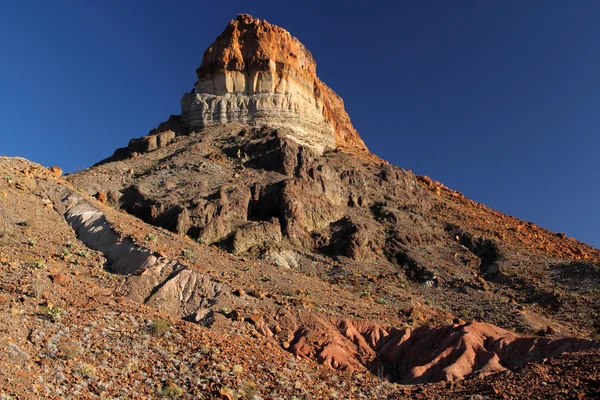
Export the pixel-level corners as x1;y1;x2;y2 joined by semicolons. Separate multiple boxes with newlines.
181;14;368;154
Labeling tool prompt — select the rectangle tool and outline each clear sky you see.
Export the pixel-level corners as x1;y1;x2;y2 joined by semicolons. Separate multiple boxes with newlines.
1;1;599;248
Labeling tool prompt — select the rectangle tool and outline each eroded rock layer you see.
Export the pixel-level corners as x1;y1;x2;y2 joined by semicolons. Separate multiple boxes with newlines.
181;14;368;154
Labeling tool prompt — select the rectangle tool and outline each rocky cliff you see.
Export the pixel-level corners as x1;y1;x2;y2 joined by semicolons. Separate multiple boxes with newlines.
180;14;368;154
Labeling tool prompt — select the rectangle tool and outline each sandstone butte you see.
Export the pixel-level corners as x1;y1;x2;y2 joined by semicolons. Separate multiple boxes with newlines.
180;14;369;156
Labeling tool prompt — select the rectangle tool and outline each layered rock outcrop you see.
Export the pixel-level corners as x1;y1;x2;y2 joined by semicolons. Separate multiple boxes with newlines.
181;14;368;154
283;318;599;383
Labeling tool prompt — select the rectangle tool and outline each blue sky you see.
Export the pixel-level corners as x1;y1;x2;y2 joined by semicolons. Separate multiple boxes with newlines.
1;1;599;248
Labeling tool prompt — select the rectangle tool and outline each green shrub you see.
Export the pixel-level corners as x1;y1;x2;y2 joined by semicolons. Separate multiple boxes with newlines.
160;383;183;398
40;305;64;321
60;248;72;259
76;249;90;258
149;318;170;336
77;363;97;378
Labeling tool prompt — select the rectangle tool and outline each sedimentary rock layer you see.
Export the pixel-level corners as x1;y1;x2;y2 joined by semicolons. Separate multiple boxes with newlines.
181;14;368;154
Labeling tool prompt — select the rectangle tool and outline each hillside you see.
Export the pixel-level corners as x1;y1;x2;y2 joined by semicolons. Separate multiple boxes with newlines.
1;14;599;399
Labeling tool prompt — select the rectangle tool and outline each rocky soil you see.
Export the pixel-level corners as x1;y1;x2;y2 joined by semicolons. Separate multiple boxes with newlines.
2;154;599;399
0;158;399;399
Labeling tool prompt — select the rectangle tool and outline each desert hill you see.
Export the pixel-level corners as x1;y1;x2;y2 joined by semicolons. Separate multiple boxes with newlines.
1;14;599;399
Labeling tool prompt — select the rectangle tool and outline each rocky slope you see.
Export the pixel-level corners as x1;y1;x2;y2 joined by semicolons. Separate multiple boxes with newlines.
1;13;600;400
2;157;599;399
72;122;600;338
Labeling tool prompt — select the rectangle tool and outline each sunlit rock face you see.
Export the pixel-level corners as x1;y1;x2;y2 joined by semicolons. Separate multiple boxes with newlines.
181;14;368;154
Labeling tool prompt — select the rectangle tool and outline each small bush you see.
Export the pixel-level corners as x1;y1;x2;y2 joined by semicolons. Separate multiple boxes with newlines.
232;364;244;376
58;340;81;360
181;249;194;260
10;305;24;316
32;260;46;268
75;249;90;258
160;383;183;398
144;233;157;243
242;381;259;400
149;318;170;336
27;238;37;246
30;281;46;298
40;305;64;321
77;363;96;378
60;248;72;259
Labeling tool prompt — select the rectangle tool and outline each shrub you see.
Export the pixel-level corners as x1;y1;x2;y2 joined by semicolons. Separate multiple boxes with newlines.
181;249;194;260
149;318;170;336
160;383;183;398
32;260;46;268
27;238;37;246
76;249;90;258
10;305;24;316
40;305;64;321
144;233;157;243
30;281;46;298
232;364;244;376
60;248;72;259
58;340;81;360
242;382;259;400
77;363;97;378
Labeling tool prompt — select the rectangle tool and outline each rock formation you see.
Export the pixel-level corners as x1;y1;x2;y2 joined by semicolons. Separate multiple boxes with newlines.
12;12;596;398
181;14;368;154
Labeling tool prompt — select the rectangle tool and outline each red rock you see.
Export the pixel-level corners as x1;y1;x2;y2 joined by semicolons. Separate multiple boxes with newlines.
181;14;370;156
95;192;107;203
51;273;68;285
417;175;434;187
245;313;263;325
49;166;62;178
